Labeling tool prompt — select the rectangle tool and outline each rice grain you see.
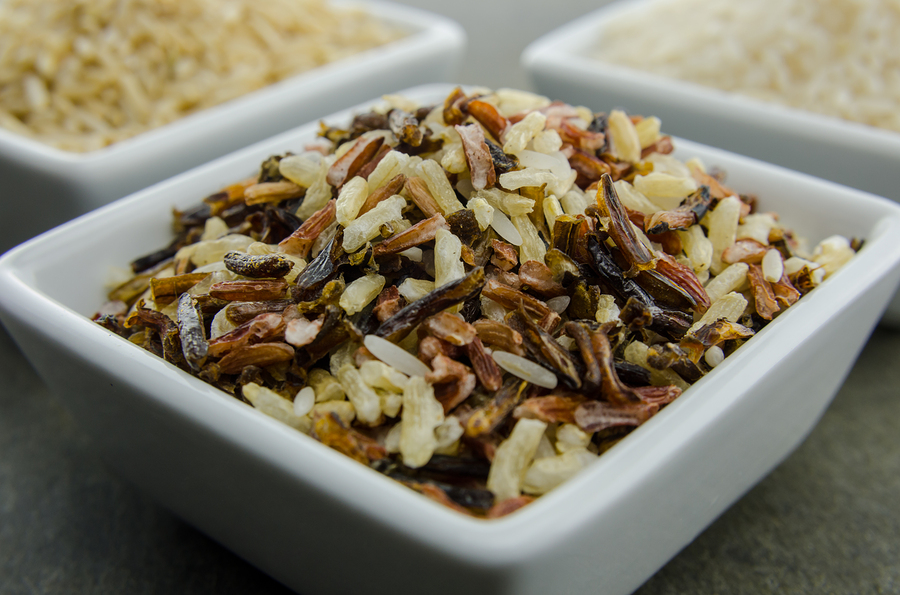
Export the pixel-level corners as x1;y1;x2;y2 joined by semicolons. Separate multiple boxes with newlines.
594;0;900;133
0;0;404;151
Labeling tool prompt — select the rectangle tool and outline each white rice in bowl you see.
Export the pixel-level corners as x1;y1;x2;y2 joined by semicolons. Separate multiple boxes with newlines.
593;0;900;133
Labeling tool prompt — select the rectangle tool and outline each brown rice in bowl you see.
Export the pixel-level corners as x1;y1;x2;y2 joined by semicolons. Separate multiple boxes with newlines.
0;0;404;152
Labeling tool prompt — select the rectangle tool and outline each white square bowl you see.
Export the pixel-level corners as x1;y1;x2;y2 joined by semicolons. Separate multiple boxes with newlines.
2;84;900;595
521;0;900;201
520;0;900;326
0;0;465;254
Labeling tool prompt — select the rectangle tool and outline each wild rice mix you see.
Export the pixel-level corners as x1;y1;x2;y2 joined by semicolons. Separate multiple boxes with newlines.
94;87;858;518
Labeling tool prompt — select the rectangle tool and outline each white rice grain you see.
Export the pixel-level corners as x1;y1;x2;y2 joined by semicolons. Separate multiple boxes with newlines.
704;345;725;368
364;335;431;378
492;351;558;389
244;382;311;434
812;235;855;277
399;376;444;468
490;208;524;246
487;418;548;501
595;0;900;133
762;249;784;283
292;386;316;417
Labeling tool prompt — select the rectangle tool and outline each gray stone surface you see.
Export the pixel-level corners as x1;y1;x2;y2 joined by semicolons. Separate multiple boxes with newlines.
635;325;900;595
2;322;899;594
0;327;289;595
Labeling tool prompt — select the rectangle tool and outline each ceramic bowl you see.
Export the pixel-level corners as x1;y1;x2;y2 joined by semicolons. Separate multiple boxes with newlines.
521;0;900;200
521;0;900;325
1;84;899;595
0;0;465;254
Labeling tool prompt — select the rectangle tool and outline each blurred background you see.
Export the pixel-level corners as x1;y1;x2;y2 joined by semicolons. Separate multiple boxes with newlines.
1;1;899;594
389;0;611;90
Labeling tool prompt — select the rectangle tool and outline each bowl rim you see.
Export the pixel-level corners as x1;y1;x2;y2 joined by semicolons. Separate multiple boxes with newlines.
521;0;900;156
0;0;466;167
3;84;900;566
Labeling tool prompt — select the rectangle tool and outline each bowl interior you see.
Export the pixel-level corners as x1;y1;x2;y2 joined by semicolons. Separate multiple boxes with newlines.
4;85;900;555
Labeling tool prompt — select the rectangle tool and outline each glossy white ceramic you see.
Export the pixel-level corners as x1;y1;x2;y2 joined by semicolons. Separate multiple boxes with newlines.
1;84;899;595
521;3;900;326
0;0;465;254
521;0;900;200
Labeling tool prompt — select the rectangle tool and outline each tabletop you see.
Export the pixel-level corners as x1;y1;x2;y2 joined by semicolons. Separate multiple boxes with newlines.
3;321;899;594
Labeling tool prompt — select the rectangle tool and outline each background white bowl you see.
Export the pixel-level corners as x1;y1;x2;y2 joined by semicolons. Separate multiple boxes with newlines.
521;0;900;326
1;84;899;595
0;0;465;254
521;0;900;201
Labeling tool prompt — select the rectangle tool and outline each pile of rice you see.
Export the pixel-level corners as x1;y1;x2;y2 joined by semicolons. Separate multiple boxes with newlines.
0;0;404;152
92;87;857;517
594;0;900;133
